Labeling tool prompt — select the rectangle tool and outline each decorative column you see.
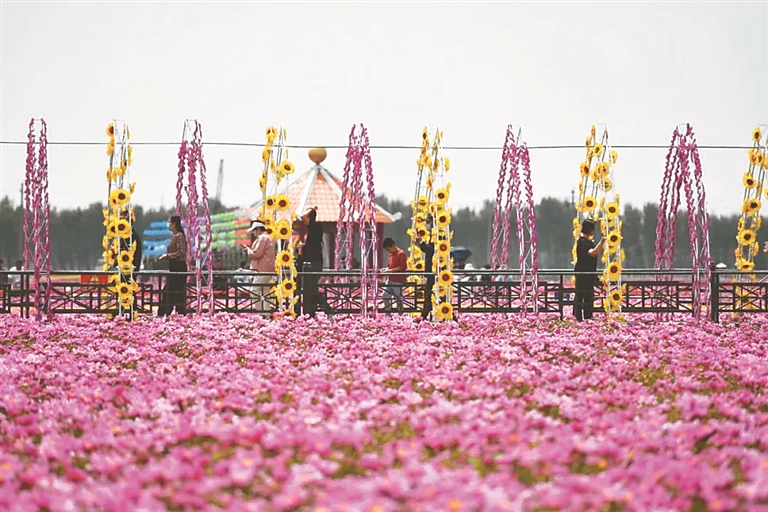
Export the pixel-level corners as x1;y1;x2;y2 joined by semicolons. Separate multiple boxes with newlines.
23;118;52;321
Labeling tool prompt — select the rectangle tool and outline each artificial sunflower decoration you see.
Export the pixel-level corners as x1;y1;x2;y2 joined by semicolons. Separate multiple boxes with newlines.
606;230;622;247
106;123;115;137
436;212;451;228
436;186;451;204
416;196;430;211
411;260;425;271
736;258;755;272
266;126;278;139
434;302;453;321
602;177;613;192
275;220;291;240
281;279;296;297
610;151;618;164
106;220;120;237
109;188;131;209
742;198;762;215
753;127;763;144
605;202;620;219
444;158;451;171
115;219;132;239
262;147;271;164
579;162;590;178
737;229;756;246
595;162;610;179
581;196;597;212
104;248;117;266
606;261;622;281
750;150;764;167
276;250;294;267
607;287;624;307
265;196;278;209
118;250;133;269
276;195;291;211
127;145;133;166
438;269;454;286
743;173;757;189
593;143;604;158
279;161;295;175
259;176;267;193
106;140;115;157
436;240;450;257
416;226;430;240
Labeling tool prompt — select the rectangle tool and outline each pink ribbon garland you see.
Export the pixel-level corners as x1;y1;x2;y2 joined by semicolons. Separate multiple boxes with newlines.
22;119;52;321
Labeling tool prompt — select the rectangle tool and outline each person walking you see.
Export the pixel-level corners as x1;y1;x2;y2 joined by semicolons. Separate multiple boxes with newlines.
157;215;188;316
244;220;276;315
381;237;407;314
573;218;605;321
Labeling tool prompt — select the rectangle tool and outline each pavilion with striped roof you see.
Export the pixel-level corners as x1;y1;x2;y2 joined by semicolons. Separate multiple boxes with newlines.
235;148;400;268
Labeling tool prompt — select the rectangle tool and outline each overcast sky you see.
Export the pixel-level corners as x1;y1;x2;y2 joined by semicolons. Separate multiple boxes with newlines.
1;1;766;217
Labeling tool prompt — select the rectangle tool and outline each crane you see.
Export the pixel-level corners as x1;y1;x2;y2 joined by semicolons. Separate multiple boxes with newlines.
215;159;224;203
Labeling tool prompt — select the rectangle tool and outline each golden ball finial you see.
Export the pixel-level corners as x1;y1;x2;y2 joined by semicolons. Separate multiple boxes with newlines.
309;147;327;164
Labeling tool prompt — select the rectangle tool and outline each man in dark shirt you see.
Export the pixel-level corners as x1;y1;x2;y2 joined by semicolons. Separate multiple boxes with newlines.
573;218;605;321
417;217;435;320
299;206;324;317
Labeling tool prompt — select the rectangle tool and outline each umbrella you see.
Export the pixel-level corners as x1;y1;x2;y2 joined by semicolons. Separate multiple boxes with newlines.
450;246;472;262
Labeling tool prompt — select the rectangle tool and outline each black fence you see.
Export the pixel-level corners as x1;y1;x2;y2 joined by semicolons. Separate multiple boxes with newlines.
1;269;766;323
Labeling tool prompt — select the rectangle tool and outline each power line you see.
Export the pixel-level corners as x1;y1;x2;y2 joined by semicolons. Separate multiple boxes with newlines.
0;140;754;150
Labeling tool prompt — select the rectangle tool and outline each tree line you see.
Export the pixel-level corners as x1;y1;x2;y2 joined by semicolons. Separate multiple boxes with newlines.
0;194;765;271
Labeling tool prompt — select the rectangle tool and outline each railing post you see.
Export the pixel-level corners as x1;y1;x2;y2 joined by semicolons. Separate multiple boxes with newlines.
710;268;720;323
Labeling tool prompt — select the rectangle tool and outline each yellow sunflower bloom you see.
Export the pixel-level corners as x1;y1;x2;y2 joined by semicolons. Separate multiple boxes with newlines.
279;161;295;175
596;161;610;179
416;196;430;211
106;141;115;156
115;219;132;239
106;220;120;238
259;176;267;193
580;196;597;212
436;185;451;204
275;220;291;240
579;162;590;178
436;240;450;257
276;194;291;211
109;188;131;209
434;301;453;321
438;269;454;286
593;143;604;158
606;230;622;247
416;226;430;240
127;145;133;166
436;212;451;228
605;261;622;281
281;279;296;297
605;202;620;219
742;198;762;215
276;250;294;267
752;127;763;143
104;249;117;266
750;151;764;167
610;151;618;164
743;173;757;189
118;250;133;267
444;158;450;171
410;260;425;272
737;229;756;246
262;147;271;163
736;258;755;272
607;287;623;307
106;123;115;137
590;125;596;140
602;177;613;192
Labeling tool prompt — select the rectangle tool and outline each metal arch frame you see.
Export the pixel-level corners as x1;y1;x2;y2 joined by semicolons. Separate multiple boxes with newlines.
490;125;540;315
655;124;712;320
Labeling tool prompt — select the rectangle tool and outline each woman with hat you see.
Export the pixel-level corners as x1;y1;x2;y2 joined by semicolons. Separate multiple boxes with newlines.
244;220;276;315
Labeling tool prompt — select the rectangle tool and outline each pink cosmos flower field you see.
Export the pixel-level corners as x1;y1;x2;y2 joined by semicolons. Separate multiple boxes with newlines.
1;313;767;511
